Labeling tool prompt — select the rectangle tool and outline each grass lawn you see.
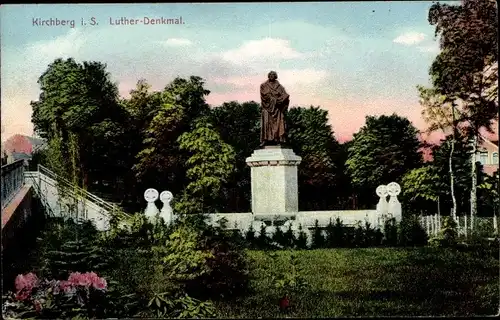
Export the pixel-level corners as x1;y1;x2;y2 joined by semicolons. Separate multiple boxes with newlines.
214;247;499;317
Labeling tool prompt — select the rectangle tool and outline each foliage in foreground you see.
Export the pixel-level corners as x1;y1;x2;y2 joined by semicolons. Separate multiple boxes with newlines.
3;272;107;319
3;214;249;319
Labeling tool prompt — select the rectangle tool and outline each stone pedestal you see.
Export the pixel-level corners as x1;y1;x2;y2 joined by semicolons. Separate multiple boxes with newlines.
245;147;302;215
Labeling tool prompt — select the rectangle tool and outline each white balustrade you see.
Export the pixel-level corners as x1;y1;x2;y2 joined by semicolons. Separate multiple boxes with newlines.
375;184;389;228
387;182;402;223
159;191;174;225
144;188;159;222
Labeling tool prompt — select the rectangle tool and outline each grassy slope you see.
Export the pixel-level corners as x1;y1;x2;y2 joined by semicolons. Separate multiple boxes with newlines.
214;247;499;317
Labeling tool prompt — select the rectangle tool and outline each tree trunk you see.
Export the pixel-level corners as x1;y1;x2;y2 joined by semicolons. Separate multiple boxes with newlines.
470;133;478;232
449;139;457;218
449;102;458;218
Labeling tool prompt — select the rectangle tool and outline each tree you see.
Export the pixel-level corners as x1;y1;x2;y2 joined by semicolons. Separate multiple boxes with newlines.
334;141;356;209
427;0;498;228
401;166;440;210
418;85;461;217
346;114;423;208
209;101;260;212
30;58;124;189
431;134;474;216
175;117;236;214
116;80;163;210
286;106;341;210
477;169;499;218
134;76;211;198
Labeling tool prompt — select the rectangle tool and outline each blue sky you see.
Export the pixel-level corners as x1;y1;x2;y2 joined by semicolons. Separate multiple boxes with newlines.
1;2;460;141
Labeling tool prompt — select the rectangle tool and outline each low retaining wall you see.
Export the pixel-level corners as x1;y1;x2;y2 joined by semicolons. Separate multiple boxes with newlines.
205;210;378;231
1;185;34;251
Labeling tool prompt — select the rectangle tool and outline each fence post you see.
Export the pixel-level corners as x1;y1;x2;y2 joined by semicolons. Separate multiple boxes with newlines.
425;215;432;236
438;212;442;231
434;214;438;236
431;215;435;236
494;214;498;234
464;214;467;238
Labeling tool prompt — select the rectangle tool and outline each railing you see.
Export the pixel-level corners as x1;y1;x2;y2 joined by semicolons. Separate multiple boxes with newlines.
1;160;26;209
37;164;130;220
24;171;56;218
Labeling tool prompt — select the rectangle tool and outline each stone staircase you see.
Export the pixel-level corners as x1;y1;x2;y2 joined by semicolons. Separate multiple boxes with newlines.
24;165;130;231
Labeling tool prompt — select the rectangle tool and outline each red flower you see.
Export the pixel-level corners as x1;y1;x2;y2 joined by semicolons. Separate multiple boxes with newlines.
15;273;39;293
279;296;290;310
59;280;74;293
68;272;92;287
14;273;39;301
15;290;30;301
66;272;107;290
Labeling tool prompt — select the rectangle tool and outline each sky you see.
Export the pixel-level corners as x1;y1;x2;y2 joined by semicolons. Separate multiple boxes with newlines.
1;2;463;143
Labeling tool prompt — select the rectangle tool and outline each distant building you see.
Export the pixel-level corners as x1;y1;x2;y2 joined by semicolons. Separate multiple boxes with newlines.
1;134;47;166
419;134;498;176
476;138;499;176
7;152;32;166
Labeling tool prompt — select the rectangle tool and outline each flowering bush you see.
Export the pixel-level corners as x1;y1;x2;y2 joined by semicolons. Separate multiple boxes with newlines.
2;271;107;319
268;252;308;313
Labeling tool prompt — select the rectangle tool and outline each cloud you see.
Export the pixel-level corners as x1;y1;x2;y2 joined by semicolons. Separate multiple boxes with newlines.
393;32;426;45
27;28;87;58
417;43;440;53
1;18;438;140
213;69;328;88
221;38;303;65
162;38;193;47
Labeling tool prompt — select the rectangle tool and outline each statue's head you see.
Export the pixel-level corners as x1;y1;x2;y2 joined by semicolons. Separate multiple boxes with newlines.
268;71;278;81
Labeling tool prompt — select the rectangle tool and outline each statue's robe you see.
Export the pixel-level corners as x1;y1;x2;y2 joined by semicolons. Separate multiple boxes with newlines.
260;80;290;145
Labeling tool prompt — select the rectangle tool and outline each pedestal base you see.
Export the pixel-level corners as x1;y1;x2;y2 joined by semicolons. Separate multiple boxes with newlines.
246;148;301;214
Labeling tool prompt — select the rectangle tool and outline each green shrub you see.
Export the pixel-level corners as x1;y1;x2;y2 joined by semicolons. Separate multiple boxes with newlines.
311;220;325;249
273;225;286;247
294;225;308;249
283;224;296;249
160;226;214;282
156;215;250;300
352;222;365;247
429;216;458;247
33;219;113;281
268;252;308;304
397;215;428;247
325;218;345;248
245;225;256;247
256;224;271;250
363;221;381;247
383;218;398;247
193;222;250;300
475;219;496;238
374;228;384;246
